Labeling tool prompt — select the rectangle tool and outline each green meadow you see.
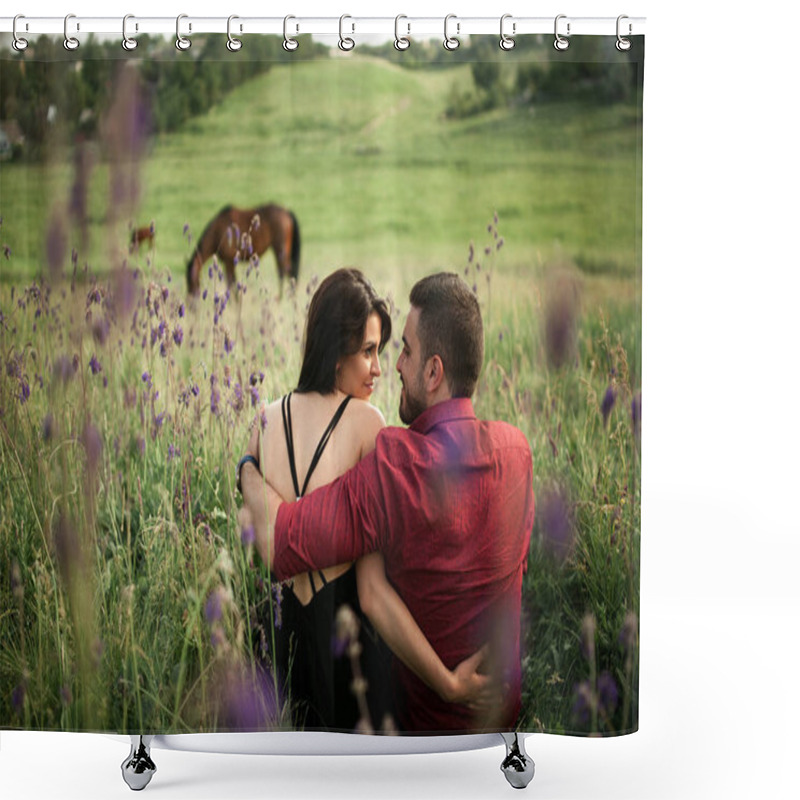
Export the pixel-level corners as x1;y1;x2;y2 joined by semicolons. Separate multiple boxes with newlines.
1;50;640;735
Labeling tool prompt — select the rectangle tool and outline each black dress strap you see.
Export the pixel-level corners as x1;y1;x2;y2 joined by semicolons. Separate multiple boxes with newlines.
282;393;352;597
281;393;302;500
281;393;353;499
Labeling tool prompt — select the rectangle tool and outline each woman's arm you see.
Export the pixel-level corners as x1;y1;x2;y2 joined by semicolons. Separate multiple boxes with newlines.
356;552;490;705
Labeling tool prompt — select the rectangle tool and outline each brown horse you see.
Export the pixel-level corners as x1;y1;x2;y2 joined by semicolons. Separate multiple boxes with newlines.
130;223;155;252
186;203;300;297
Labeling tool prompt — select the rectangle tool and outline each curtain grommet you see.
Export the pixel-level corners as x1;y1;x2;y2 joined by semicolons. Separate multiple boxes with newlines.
616;15;632;51
443;14;460;51
394;15;411;51
339;14;355;51
499;14;516;51
554;14;570;51
122;14;138;51
12;15;29;51
227;15;243;52
64;13;80;51
283;15;299;51
176;14;192;51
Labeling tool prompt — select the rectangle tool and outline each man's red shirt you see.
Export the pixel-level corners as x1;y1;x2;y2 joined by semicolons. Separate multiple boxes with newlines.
273;398;535;734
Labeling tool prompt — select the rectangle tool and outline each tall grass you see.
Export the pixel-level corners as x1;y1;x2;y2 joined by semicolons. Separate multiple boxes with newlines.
1;54;640;736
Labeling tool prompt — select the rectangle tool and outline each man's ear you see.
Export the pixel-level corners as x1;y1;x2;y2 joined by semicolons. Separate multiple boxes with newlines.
424;354;446;394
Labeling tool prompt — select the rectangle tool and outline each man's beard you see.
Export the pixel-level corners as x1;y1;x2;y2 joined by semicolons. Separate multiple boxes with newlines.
399;373;426;425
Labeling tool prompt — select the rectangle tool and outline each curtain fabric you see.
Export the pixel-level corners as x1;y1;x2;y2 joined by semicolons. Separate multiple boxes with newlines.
0;29;643;737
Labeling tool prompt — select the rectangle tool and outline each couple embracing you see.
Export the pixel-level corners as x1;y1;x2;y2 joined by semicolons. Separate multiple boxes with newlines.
239;269;534;735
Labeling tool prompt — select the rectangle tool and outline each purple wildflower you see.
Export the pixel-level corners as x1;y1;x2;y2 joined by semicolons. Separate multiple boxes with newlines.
81;423;103;474
619;611;638;653
220;665;279;732
173;325;183;347
571;680;592;726
53;355;76;383
538;484;575;561
89;355;102;375
167;443;180;461
241;522;256;548
601;385;616;427
11;682;26;714
223;332;234;354
204;588;224;624
597;672;619;719
580;614;596;662
42;413;54;442
544;269;581;369
631;393;641;442
178;302;185;318
142;371;152;389
249;385;260;408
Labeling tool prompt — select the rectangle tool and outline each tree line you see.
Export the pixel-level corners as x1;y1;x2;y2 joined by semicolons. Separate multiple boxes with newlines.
0;34;327;159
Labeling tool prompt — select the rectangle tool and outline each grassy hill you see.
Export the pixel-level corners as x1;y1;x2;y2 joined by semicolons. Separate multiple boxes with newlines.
1;56;641;299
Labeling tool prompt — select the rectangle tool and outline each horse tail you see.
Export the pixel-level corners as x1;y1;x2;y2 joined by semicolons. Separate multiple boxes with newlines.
289;210;301;280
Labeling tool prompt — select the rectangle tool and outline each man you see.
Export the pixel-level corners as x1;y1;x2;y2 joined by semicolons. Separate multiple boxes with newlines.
240;272;534;734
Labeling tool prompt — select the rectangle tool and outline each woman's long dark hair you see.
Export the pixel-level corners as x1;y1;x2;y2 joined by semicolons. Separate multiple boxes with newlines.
296;268;391;394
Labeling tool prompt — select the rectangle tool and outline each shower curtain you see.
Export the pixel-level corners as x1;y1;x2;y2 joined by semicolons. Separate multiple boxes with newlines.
0;22;642;739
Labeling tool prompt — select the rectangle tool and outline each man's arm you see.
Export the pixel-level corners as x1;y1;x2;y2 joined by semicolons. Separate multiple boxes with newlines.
238;417;283;570
239;422;386;580
239;458;282;570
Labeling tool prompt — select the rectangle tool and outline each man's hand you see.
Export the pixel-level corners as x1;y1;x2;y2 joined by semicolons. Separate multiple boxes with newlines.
239;418;284;570
445;645;506;712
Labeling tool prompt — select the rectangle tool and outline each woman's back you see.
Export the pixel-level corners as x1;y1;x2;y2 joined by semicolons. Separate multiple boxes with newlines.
261;390;383;603
257;390;386;730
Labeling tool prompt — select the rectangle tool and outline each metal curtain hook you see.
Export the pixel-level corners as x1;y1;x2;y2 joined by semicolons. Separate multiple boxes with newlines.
283;15;299;51
394;14;410;51
616;15;632;51
176;14;191;51
339;14;355;51
227;15;242;51
499;14;516;50
443;14;460;51
64;13;80;51
12;15;29;51
554;14;570;51
122;14;138;51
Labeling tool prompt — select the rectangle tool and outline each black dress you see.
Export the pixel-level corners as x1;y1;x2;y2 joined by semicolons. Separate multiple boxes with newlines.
271;392;393;732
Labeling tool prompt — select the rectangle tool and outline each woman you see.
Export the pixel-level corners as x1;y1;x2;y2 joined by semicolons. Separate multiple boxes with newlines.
246;268;487;732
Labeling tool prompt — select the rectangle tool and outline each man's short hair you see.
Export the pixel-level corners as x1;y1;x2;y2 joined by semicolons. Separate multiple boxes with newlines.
409;273;484;398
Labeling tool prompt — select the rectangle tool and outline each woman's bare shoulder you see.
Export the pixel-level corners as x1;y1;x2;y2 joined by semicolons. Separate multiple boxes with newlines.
344;399;386;457
348;398;386;427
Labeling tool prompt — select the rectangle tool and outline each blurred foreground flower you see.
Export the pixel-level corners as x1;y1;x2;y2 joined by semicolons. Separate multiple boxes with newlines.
543;266;581;369
538;483;575;562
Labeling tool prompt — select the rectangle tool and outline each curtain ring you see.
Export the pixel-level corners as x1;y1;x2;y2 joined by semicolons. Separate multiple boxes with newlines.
499;14;515;51
443;14;460;51
122;14;138;51
64;13;80;51
394;14;410;51
554;14;570;51
616;15;632;51
339;14;355;51
227;15;243;52
283;15;299;51
176;14;191;51
12;15;29;52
